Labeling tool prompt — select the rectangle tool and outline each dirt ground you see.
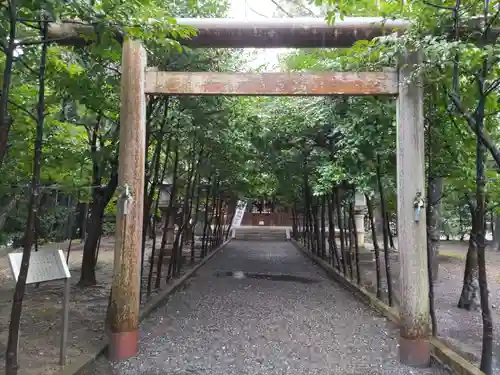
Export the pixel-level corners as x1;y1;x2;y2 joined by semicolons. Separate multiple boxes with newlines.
0;236;205;375
350;239;500;372
0;233;497;375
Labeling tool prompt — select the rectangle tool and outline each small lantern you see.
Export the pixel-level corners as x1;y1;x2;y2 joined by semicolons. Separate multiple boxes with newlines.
354;191;366;211
158;176;173;209
199;179;211;192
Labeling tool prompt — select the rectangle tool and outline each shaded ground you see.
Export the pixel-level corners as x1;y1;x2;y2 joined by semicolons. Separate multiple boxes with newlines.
345;239;500;374
0;236;206;375
83;240;448;375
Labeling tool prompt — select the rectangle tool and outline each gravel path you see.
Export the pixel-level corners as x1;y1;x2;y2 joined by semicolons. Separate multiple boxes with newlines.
83;240;449;375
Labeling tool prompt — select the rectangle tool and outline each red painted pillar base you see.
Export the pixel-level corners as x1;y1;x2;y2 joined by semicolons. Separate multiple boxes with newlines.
399;337;430;367
107;330;139;361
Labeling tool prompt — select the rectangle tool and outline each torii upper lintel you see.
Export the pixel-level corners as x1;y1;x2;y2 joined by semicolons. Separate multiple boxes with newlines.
175;17;410;48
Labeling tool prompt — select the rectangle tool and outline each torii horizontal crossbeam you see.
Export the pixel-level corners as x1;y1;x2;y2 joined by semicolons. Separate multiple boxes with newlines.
47;17;409;48
48;17;497;49
144;71;398;96
175;17;409;48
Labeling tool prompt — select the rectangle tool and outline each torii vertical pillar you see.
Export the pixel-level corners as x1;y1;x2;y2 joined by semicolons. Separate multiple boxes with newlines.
396;49;430;367
107;39;147;361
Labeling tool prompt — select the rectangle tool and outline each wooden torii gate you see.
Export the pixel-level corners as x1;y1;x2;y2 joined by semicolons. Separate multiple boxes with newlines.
109;17;428;368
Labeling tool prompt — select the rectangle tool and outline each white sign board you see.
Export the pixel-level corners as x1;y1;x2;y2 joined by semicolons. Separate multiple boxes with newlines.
8;248;71;366
8;249;71;284
231;200;247;227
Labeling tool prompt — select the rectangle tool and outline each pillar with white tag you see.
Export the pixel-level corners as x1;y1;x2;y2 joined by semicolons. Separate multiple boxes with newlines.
107;39;146;361
396;48;430;367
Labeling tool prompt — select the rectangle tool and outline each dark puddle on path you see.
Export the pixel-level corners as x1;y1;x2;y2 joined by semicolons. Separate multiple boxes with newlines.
214;270;321;284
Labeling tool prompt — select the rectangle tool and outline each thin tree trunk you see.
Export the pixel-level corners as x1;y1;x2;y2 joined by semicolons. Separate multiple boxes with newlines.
80;202;89;242
346;204;354;279
0;196;18;232
327;193;340;269
0;0;17;168
155;144;179;289
366;194;382;299
311;198;320;256
224;199;237;241
172;146;197;276
458;202;480;310
140;112;169;302
425;119;438;336
350;200;361;284
191;180;202;263
475;72;492;374
320;195;326;259
335;187;347;275
201;184;211;257
428;177;444;281
147;145;169;297
6;20;47;375
291;202;298;240
376;154;393;306
78;177;117;286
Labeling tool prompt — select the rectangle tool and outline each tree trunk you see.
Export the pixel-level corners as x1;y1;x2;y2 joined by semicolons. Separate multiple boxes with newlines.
0;0;17;168
224;199;237;240
291;202;298;240
79;202;89;242
201;183;211;257
311;198;320;256
346;204;354;279
327;193;340;269
79;199;105;286
0;196;18;232
475;78;492;375
304;175;315;254
335;188;347;275
191;183;203;261
374;206;384;236
147;147;169;297
458;218;479;310
350;199;360;284
366;194;382;299
376;154;393;306
320;195;326;259
6;20;46;375
78;173;117;286
427;176;444;281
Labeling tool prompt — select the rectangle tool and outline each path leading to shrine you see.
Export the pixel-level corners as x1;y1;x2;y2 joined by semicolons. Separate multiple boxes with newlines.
83;240;449;375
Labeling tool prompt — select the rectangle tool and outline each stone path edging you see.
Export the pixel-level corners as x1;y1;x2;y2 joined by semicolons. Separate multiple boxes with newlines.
54;239;232;375
289;238;485;375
